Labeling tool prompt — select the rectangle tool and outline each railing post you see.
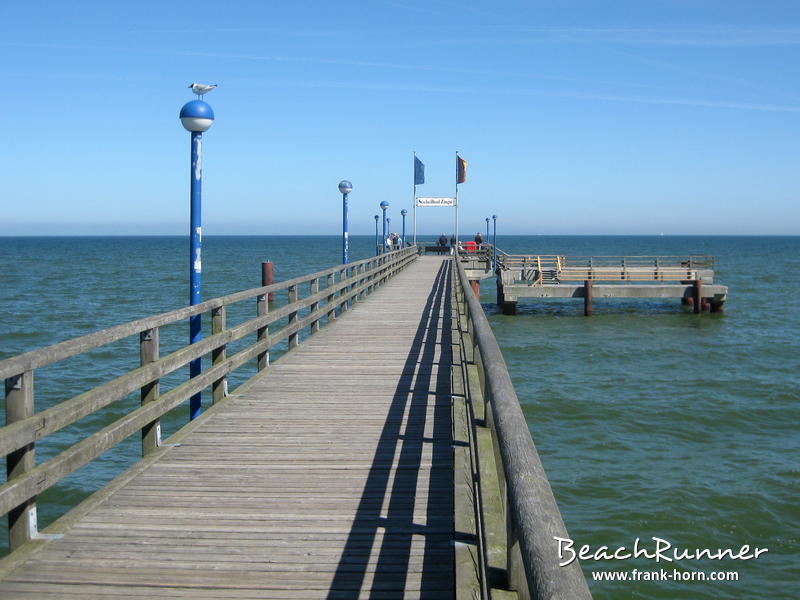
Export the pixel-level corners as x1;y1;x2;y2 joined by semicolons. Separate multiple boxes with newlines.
257;293;269;371
310;278;320;334
350;264;359;303
5;370;36;550
211;306;227;403
139;328;161;455
364;260;373;295
327;273;336;321
288;284;299;349
342;267;350;313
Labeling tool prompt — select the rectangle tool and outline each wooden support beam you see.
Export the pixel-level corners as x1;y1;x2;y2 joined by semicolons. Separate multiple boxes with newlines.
326;273;336;321
287;285;298;349
139;328;160;455
309;278;320;334
256;293;269;371
5;371;36;550
211;306;226;404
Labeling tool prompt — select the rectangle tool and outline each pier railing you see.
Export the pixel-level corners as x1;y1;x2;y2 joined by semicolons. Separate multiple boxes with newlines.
0;246;418;552
453;257;592;599
495;253;715;282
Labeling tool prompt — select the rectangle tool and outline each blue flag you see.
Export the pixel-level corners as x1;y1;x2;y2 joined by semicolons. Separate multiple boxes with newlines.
414;156;425;185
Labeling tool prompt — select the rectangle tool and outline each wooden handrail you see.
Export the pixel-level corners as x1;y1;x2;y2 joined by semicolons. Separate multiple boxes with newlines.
0;246;418;550
0;251;399;379
453;257;591;599
499;254;714;269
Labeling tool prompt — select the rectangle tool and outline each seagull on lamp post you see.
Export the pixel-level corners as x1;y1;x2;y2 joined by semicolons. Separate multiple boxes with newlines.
188;83;218;98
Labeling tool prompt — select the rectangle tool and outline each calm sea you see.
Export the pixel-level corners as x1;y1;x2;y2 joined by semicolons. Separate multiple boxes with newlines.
0;235;797;599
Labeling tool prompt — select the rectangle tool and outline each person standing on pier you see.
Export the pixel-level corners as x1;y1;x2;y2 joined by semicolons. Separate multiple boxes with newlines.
475;231;484;245
438;233;448;248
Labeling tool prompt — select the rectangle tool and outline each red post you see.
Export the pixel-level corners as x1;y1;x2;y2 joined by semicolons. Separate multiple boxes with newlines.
469;279;480;298
261;261;274;302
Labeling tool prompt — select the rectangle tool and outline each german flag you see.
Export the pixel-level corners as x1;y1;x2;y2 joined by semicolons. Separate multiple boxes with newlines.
456;155;467;184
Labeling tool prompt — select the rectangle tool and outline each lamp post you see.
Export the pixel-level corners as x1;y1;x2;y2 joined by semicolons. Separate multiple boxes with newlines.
179;97;214;420
492;214;498;270
380;201;389;253
485;217;490;242
338;180;352;265
401;209;408;248
374;215;380;256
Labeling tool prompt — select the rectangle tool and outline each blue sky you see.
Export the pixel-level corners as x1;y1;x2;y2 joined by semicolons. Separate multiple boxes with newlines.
2;1;798;235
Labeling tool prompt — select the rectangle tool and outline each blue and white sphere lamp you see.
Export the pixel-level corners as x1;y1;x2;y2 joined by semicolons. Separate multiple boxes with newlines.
380;201;389;254
179;97;215;421
338;180;352;265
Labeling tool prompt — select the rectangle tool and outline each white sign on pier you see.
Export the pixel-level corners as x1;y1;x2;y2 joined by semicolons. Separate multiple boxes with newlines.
416;197;457;207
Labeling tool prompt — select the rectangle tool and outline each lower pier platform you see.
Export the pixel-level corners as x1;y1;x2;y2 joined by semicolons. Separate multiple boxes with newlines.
458;250;729;316
496;281;728;315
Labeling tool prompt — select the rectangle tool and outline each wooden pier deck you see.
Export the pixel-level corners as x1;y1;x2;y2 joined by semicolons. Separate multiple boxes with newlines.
0;256;454;599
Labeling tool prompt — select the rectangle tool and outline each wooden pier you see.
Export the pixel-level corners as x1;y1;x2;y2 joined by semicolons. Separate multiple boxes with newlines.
459;247;728;315
0;249;589;599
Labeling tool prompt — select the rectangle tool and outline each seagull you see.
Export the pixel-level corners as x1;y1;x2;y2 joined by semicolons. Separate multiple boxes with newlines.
188;83;218;98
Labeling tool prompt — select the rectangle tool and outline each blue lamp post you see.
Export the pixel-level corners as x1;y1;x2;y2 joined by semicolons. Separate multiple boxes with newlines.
492;214;498;270
179;98;214;420
485;217;490;242
401;209;408;248
374;215;380;256
338;180;352;265
380;201;389;254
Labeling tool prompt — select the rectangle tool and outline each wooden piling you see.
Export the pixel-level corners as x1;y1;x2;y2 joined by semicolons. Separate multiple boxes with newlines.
583;280;593;316
261;261;274;302
693;279;702;314
469;279;480;298
496;280;504;307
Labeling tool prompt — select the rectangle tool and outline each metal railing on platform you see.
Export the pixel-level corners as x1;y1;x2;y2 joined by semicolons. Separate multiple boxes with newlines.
0;247;418;552
453;257;592;599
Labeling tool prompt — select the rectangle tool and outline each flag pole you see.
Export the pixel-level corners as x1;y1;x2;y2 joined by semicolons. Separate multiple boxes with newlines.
455;151;459;246
413;151;417;247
